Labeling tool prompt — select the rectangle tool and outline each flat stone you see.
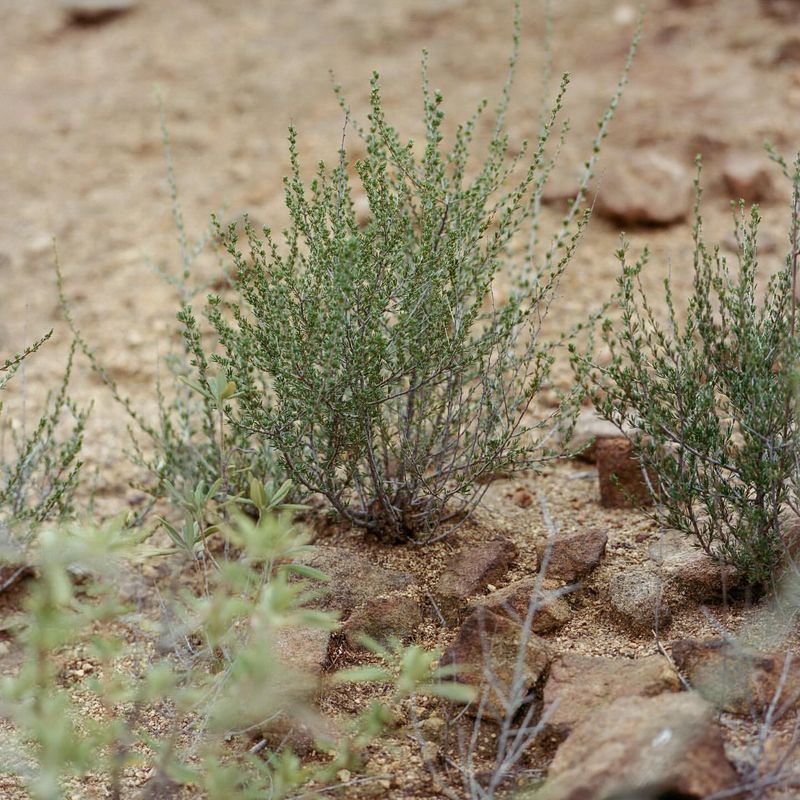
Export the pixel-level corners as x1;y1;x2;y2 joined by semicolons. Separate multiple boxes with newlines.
649;529;742;603
541;653;681;742
596;437;653;508
760;0;800;21
558;409;628;463
440;608;552;722
536;527;607;583
296;547;413;616
471;578;572;634
61;0;137;23
608;568;672;635
595;150;693;226
528;693;739;800
671;637;800;716
722;151;775;203
273;625;330;680
343;593;423;649
435;536;518;624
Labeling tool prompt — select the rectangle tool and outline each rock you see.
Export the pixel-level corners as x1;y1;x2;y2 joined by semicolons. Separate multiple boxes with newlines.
649;529;742;603
536;527;607;583
61;0;137;24
760;0;800;21
471;578;572;634
773;36;800;63
541;653;681;742
595;437;653;509
529;693;739;800
722;227;778;254
0;563;34;593
671;637;800;716
595;150;693;226
558;409;627;463
273;625;331;680
435;536;518;624
722;151;775;203
511;486;534;508
342;593;423;648
440;608;552;722
608;569;671;635
296;547;412;616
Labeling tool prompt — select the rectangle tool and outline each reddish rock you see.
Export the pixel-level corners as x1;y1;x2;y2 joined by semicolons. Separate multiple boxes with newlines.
595;150;693;226
542;653;681;742
559;409;628;463
343;593;423;649
671;637;800;716
722;151;775;203
608;568;672;635
440;608;552;722
511;486;534;508
435;536;519;624
471;578;572;634
536;527;607;583
760;0;800;20
529;693;739;800
596;437;653;509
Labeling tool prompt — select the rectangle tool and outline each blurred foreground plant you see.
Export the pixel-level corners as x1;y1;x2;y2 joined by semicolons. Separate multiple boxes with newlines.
0;511;469;799
575;154;800;587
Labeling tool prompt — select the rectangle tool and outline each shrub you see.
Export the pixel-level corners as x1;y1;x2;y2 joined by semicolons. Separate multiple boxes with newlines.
0;331;88;546
574;154;800;587
207;5;638;542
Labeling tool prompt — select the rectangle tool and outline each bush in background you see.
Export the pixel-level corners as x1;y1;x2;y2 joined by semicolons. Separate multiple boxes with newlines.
576;154;800;587
0;331;87;552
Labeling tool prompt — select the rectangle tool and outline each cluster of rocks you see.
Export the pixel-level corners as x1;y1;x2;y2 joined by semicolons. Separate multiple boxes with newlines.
269;508;798;798
429;533;766;799
543;137;780;228
60;0;138;25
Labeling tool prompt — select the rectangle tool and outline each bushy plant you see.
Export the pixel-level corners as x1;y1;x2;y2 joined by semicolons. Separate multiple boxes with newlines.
207;6;638;542
0;331;87;545
575;154;800;587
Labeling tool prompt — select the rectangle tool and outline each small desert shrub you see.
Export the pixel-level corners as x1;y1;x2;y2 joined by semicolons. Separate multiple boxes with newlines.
0;512;468;800
207;7;638;541
0;331;87;543
575;154;800;586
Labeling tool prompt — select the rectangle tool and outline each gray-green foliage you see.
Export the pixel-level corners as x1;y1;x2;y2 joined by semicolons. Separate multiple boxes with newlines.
575;155;800;586
208;8;638;541
0;331;87;542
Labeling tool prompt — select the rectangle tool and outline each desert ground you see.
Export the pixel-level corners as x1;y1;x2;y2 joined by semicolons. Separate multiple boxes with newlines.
1;0;800;798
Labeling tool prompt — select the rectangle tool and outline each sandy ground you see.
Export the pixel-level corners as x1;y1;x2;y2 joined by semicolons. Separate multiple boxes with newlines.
1;0;800;797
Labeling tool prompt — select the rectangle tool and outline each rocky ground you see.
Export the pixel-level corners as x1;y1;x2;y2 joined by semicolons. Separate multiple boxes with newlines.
1;0;800;797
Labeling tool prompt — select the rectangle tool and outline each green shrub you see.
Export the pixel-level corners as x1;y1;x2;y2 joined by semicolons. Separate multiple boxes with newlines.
575;154;800;587
207;7;638;542
0;331;88;544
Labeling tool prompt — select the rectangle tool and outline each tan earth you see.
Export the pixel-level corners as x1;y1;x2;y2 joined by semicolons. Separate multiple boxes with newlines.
1;0;800;798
